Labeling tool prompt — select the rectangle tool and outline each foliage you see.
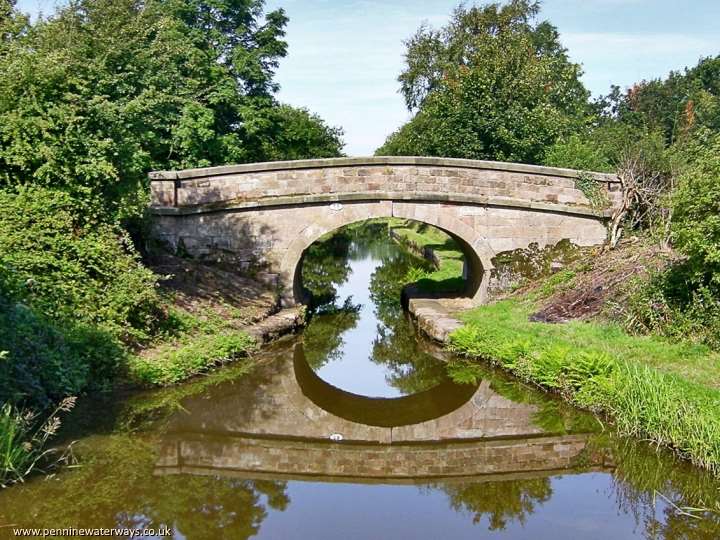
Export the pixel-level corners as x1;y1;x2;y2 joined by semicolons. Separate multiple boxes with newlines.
449;299;720;473
672;132;720;290
0;186;160;407
0;186;162;344
128;331;256;386
0;294;124;406
259;104;344;161
0;432;289;534
607;56;720;144
0;0;343;221
1;396;75;488
620;132;720;349
378;0;590;164
572;172;606;208
390;221;465;294
626;267;720;350
543;133;613;173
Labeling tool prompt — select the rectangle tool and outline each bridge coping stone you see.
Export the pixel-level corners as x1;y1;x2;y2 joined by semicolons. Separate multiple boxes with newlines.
149;156;619;183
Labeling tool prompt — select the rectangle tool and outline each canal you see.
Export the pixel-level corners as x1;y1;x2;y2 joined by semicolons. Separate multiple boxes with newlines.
1;221;718;539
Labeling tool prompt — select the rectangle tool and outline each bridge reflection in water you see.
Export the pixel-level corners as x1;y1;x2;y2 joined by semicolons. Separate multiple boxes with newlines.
154;343;610;483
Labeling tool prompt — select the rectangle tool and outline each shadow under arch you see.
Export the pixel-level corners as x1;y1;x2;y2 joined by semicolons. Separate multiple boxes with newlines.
293;344;479;428
279;204;496;306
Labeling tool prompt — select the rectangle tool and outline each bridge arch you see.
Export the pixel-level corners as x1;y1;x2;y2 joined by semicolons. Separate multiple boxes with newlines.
279;201;496;305
149;157;620;307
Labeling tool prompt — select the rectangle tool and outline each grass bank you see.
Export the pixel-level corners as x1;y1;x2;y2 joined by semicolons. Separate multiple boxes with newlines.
448;297;720;474
128;331;257;386
389;220;465;293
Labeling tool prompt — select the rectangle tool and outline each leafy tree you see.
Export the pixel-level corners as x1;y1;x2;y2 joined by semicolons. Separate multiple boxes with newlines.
672;131;720;290
0;0;343;221
430;478;552;530
0;0;28;44
378;0;590;163
617;56;720;144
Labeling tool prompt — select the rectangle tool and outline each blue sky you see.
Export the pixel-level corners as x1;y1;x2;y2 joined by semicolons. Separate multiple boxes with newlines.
17;0;720;155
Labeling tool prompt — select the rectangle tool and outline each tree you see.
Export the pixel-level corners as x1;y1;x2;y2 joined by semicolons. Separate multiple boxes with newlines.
378;1;590;164
0;0;28;44
0;0;343;221
604;56;720;145
672;132;720;290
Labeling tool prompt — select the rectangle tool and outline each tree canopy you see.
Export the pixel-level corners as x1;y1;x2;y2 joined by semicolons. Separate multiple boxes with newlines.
377;0;590;164
0;0;343;221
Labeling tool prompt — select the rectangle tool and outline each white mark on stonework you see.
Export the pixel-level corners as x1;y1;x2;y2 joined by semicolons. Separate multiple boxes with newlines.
329;433;344;441
329;203;343;212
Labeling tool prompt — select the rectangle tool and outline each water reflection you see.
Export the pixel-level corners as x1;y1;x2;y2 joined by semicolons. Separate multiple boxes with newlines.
301;221;450;397
1;222;719;539
1;342;719;539
293;345;479;428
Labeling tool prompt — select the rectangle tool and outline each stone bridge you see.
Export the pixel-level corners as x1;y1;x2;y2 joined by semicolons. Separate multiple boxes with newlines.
154;344;609;482
149;157;620;305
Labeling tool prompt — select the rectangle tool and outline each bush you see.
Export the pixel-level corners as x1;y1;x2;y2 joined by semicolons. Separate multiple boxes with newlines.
543;123;668;175
0;297;124;406
672;133;720;290
0;186;163;344
626;268;720;350
543;133;613;173
0;186;163;407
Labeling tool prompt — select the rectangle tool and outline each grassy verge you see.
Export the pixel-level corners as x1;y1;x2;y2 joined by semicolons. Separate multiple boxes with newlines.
448;299;720;474
127;305;258;387
389;220;465;293
128;332;256;386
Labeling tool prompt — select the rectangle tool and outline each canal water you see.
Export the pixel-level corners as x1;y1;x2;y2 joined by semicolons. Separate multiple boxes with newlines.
1;222;718;539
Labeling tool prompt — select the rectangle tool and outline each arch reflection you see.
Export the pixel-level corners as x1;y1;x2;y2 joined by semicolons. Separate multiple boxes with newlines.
293;343;479;427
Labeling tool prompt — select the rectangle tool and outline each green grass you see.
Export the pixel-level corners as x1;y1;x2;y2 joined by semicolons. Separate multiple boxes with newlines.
390;221;465;293
449;299;720;474
128;332;257;386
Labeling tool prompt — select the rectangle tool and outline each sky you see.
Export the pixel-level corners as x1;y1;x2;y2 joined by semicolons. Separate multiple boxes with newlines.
16;0;720;156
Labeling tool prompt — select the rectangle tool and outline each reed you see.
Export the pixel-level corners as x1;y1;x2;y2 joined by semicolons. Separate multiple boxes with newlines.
0;397;76;488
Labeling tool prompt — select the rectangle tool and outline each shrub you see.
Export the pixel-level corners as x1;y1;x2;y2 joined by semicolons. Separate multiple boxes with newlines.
0;299;123;406
672;133;720;290
626;269;720;350
543;133;613;173
0;186;163;344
